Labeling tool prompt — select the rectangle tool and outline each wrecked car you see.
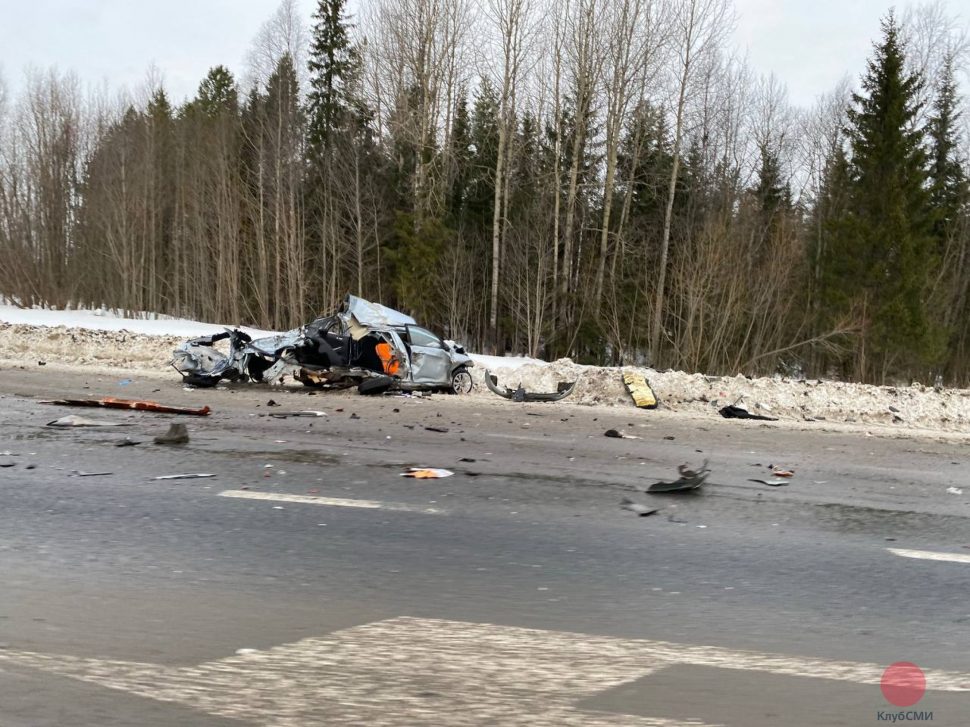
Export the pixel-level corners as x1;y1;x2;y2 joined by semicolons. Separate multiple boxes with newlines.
171;296;474;394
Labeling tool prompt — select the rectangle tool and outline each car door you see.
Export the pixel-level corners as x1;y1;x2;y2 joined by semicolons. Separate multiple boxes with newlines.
405;325;452;385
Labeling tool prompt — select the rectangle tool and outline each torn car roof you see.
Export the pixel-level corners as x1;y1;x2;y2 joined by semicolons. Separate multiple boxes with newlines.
345;295;416;328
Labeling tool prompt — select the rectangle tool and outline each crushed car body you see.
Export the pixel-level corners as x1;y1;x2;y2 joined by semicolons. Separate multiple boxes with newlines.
172;295;474;394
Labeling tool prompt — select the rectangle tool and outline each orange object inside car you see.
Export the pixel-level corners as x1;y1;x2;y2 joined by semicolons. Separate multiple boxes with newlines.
375;341;401;376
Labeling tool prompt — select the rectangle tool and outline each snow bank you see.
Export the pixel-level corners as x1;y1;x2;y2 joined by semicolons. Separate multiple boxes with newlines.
0;302;275;339
3;305;970;433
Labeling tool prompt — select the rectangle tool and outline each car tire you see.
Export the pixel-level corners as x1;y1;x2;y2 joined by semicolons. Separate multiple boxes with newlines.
451;367;473;395
182;374;220;388
358;376;394;396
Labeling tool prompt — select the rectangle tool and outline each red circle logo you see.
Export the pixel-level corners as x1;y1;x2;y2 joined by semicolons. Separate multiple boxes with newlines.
881;662;926;707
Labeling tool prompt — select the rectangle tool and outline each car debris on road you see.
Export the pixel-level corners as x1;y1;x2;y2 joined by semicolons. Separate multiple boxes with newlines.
154;423;190;445
620;498;660;517
47;415;125;428
719;404;778;421
401;468;454;479
171;295;474;396
153;473;216;481
267;410;327;419
604;429;641;440
41;398;211;416
484;371;576;402
647;461;711;493
622;372;658;409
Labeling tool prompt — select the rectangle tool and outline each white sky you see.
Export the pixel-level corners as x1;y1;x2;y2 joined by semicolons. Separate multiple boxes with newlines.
0;1;932;109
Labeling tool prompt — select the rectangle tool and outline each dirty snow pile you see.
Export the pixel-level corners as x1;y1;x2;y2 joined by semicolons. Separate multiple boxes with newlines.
3;303;970;432
477;359;970;431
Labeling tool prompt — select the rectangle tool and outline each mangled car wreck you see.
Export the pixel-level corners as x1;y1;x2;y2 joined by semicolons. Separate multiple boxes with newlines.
172;296;474;394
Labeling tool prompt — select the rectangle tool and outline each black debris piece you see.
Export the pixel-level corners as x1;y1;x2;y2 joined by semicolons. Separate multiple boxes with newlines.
647;461;710;494
424;426;449;433
116;437;141;447
267;399;280;407
458;457;477;463
604;429;623;439
718;405;778;421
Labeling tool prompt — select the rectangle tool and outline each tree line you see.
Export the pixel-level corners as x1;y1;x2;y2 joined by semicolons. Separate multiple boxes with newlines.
0;0;968;384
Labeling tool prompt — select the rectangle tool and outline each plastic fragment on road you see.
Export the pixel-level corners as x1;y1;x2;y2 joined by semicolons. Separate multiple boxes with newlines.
620;498;659;517
947;487;964;495
622;372;658;409
153;473;216;480
401;468;454;479
154;423;189;445
47;415;125;428
647;461;710;493
71;471;113;477
772;468;795;478
269;410;327;418
41;397;211;416
749;478;790;487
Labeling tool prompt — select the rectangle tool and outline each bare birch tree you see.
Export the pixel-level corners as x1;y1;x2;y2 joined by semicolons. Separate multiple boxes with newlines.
649;0;732;365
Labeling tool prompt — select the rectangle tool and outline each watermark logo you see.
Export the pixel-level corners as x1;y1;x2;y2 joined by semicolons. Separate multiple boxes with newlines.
881;662;926;707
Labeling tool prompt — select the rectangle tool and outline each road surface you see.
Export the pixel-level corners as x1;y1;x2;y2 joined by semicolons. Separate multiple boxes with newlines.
0;366;967;725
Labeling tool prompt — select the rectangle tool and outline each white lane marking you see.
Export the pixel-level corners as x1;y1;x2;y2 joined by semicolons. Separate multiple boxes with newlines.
218;489;443;514
1;617;968;727
888;547;970;564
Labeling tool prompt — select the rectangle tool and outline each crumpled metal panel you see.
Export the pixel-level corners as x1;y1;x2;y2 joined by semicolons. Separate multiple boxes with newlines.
345;295;416;328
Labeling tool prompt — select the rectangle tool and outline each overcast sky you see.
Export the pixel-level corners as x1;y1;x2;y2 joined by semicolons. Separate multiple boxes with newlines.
0;1;932;109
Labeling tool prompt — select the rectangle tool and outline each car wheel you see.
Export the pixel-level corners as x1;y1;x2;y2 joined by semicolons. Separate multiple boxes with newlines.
182;374;221;388
451;367;473;395
358;376;394;396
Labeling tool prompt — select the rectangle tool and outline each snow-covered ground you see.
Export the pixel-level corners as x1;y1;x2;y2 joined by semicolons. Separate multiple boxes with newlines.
2;303;970;435
0;302;276;339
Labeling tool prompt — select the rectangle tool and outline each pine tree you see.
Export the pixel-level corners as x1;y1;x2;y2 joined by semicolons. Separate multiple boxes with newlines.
830;13;942;378
306;0;360;157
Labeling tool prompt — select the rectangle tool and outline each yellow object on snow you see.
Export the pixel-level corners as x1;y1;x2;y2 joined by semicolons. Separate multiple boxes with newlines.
623;372;658;409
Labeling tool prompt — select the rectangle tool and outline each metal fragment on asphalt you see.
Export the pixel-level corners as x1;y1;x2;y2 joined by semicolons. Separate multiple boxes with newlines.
153;473;216;481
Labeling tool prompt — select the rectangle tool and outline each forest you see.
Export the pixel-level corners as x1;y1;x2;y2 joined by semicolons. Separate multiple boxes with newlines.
0;0;968;384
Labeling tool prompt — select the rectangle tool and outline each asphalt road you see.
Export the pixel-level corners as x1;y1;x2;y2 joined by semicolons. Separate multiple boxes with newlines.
0;366;968;726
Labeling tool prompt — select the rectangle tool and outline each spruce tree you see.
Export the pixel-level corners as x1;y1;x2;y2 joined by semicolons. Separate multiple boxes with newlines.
192;67;238;118
830;13;941;378
306;0;360;157
927;53;968;244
